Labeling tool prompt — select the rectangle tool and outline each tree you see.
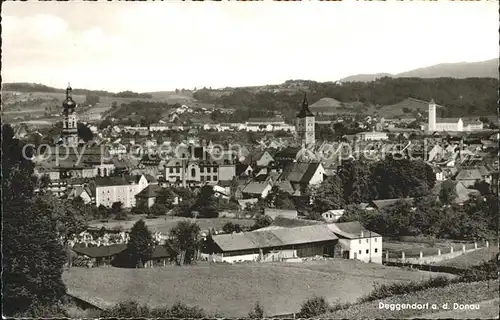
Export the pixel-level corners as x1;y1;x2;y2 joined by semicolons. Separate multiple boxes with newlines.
77;123;94;142
248;302;265;319
267;186;296;210
85;94;100;106
439;180;457;205
338;159;374;204
194;186;219;218
111;201;127;220
312;176;345;213
150;202;167;216
169;221;201;266
155;187;176;210
127;220;154;267
298;296;330;318
473;180;491;196
222;222;242;234
251;215;273;231
2;124;67;316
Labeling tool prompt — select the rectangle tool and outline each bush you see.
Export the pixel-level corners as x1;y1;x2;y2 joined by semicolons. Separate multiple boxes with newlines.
248;302;264;318
100;300;151;318
163;302;205;318
360;276;451;302
297;296;331;318
459;259;498;282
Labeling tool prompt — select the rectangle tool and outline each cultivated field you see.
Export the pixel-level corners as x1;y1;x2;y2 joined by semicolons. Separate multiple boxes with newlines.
89;216;255;234
63;259;454;317
323;280;499;319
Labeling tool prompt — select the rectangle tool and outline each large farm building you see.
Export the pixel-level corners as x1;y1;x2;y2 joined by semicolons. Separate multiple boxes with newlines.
206;221;382;264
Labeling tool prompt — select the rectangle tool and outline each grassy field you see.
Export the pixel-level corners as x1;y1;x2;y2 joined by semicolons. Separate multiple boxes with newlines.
433;247;499;268
89;216;255;234
63;260;454;317
384;240;479;259
323;280;499;319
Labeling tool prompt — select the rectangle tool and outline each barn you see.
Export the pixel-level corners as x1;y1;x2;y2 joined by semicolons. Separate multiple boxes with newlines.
206;224;339;263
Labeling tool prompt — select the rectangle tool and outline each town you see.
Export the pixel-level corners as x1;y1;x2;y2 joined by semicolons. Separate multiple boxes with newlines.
3;2;499;319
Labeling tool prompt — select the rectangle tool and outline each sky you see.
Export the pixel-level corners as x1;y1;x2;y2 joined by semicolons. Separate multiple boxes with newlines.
3;1;498;92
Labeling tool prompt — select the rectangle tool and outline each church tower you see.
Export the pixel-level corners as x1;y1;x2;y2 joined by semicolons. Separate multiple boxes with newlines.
296;93;315;146
61;83;79;147
428;98;436;132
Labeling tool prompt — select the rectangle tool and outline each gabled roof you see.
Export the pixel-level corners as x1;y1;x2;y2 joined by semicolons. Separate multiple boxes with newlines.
135;184;162;198
72;244;127;258
327;221;381;239
275;180;295;195
369;197;414;210
455;169;482;181
242;182;271;195
280;162;321;184
211;224;337;252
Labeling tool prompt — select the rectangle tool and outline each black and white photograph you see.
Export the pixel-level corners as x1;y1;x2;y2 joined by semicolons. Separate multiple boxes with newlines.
2;1;499;319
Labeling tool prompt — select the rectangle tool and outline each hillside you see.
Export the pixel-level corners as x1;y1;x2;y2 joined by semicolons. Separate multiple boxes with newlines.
339;58;498;82
63;260;451;317
397;58;498;79
338;73;393;83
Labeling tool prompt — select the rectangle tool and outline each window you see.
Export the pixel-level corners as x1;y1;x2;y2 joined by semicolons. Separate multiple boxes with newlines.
358;250;362;255
214;167;218;173
213;175;217;181
191;168;196;177
200;167;204;173
201;176;205;182
207;176;211;181
207;167;211;173
366;239;369;243
176;168;180;173
359;239;361;244
169;168;173;173
375;248;378;253
374;238;377;242
366;249;369;254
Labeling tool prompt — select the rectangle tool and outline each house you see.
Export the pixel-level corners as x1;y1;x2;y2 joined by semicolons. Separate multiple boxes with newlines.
279;162;325;190
327;221;383;264
236;163;253;178
206;224;339;263
322;209;345;222
367;198;414;210
241;182;272;199
274;147;301;164
454;168;482;187
72;243;127;267
66;185;93;204
93;174;149;208
256;150;276;167
135;184;164;208
264;208;298;220
355;131;388;141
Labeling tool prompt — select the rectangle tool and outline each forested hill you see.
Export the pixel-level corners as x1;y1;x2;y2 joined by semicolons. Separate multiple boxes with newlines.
2;83;152;99
194;77;497;118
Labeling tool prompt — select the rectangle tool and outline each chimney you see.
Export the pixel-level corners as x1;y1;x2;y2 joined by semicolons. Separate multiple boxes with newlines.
360;231;364;238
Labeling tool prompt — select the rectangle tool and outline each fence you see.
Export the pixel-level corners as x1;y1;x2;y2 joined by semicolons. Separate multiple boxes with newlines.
383;240;492;265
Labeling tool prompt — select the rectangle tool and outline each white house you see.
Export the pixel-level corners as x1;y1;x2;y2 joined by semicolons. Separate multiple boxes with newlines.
355;131;389;141
327;221;383;264
322;209;345;222
94;174;149;208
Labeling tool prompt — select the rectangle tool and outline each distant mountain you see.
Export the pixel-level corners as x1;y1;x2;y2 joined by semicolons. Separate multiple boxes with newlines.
338;73;393;83
339;58;498;82
396;59;498;79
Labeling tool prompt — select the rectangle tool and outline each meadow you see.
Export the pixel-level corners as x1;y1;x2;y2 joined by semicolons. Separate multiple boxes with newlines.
383;239;479;259
89;215;255;234
433;247;499;269
63;259;454;317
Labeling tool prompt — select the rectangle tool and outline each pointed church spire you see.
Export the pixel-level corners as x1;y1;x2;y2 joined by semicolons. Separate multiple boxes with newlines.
66;82;73;99
429;98;435;105
302;92;309;107
297;92;313;118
